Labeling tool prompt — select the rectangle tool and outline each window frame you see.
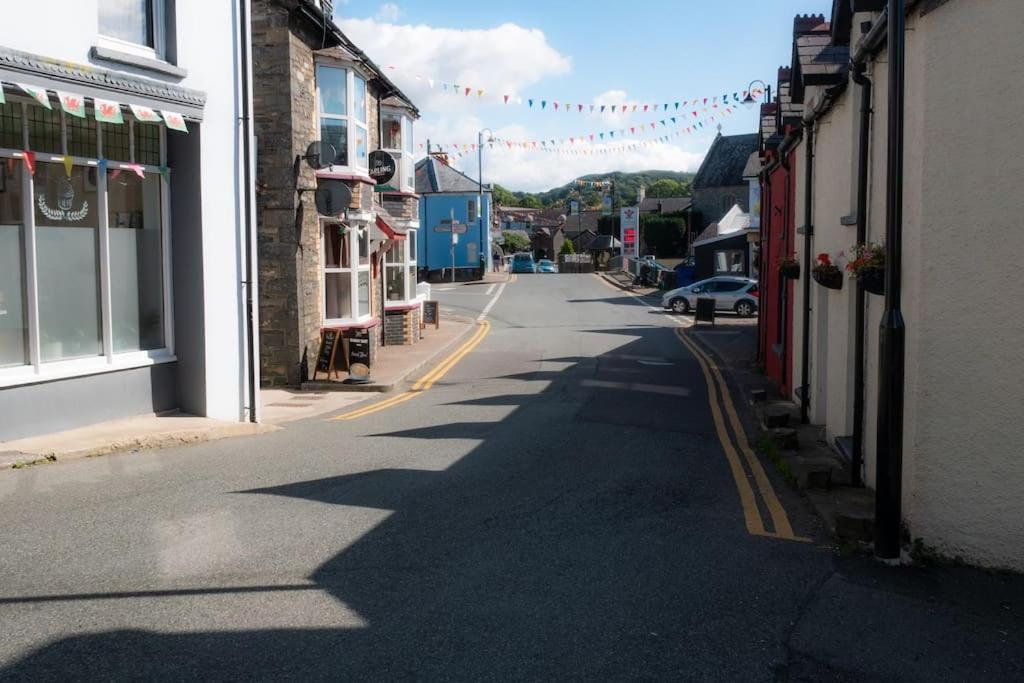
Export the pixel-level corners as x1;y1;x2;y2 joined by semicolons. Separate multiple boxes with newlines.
315;62;370;174
380;106;415;193
383;230;419;306
322;221;373;326
713;249;745;275
97;0;167;61
0;98;174;389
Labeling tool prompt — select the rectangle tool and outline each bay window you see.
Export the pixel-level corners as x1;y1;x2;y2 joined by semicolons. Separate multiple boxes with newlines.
316;64;369;172
381;107;415;192
324;222;372;323
0;97;172;385
384;230;418;304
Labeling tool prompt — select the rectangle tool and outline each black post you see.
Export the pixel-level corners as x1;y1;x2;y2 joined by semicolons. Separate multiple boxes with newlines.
875;0;907;561
851;62;873;488
799;123;814;424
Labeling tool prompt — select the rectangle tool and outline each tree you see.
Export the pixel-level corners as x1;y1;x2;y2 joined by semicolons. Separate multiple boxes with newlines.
641;215;688;257
502;230;530;253
516;194;542;209
646;178;687;198
559;239;575;255
492;184;516;207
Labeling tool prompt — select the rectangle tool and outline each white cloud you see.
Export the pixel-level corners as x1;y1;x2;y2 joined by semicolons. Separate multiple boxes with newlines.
375;3;400;22
336;18;572;112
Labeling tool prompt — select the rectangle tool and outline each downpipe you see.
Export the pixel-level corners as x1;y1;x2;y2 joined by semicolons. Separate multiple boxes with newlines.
799;122;814;424
238;0;259;422
874;0;908;561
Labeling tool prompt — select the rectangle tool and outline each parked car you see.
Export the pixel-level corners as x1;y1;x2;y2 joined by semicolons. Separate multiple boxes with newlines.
537;259;557;273
661;276;758;316
510;253;537;274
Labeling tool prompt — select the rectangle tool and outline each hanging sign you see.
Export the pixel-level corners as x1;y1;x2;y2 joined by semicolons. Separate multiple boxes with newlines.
569;200;579;216
368;150;396;186
602;195;613;216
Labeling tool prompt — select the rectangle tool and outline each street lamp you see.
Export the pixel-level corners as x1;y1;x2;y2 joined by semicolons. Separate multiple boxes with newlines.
742;79;771;106
478;127;494;276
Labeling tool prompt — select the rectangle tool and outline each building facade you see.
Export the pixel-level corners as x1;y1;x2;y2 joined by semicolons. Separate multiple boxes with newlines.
761;1;1024;570
690;132;758;232
0;1;257;440
252;0;422;385
416;155;491;279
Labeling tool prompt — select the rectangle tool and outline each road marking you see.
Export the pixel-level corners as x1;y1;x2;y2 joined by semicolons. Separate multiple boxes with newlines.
675;328;806;542
485;283;496;295
592;272;803;541
477;282;507;322
330;321;492;421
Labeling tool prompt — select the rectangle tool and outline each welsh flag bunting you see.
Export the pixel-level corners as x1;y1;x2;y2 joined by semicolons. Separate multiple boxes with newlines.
161;110;188;133
129;104;162;123
17;83;51;109
57;91;86;118
95;99;124;124
0;85;5;105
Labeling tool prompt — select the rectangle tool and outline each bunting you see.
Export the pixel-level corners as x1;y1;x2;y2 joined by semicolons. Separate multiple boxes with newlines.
95;99;123;124
57;91;86;118
161;110;188;132
129;104;162;123
17;83;51;109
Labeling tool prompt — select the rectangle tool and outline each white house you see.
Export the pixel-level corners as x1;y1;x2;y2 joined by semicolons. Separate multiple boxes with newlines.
0;1;259;440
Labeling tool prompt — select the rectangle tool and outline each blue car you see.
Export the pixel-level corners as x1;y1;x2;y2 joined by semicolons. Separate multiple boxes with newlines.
510;253;536;274
537;259;557;273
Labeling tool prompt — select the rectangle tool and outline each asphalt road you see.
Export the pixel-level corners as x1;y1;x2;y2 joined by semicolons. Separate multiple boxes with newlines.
0;274;1021;681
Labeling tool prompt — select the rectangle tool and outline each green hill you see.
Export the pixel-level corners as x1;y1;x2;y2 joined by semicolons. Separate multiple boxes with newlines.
494;170;694;210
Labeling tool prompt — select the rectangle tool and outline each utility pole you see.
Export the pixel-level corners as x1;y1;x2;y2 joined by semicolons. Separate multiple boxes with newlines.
478;128;493;277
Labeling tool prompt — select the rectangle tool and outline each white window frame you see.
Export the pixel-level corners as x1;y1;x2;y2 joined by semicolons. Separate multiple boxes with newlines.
384;230;418;306
380;106;415;193
97;0;167;61
315;62;369;174
0;99;174;389
322;221;372;326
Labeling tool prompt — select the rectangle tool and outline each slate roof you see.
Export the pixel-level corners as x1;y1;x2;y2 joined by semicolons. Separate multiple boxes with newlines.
693;134;759;189
776;67;803;130
639;197;692;214
742;152;762;179
790;19;849;102
589;235;621;251
415;156;491;194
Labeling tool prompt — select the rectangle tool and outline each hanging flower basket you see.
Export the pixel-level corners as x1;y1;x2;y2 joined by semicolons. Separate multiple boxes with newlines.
812;253;843;290
857;267;885;295
778;257;800;280
846;243;886;296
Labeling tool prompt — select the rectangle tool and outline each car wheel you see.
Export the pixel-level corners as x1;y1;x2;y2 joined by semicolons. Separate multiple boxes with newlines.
735;300;756;317
671;298;690;314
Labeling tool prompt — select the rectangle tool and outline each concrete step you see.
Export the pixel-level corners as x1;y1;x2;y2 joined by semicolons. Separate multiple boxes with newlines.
806;486;875;542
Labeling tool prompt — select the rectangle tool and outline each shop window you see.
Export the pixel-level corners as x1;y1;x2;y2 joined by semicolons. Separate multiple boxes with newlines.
316;64;368;172
27;106;61;154
34;163;103;361
134;122;160;166
714;249;745;275
0;161;27;367
384;230;418;304
382;111;402;150
67;115;98;158
101;121;131;162
0;102;23;150
107;169;164;352
324;223;372;323
381;107;415;192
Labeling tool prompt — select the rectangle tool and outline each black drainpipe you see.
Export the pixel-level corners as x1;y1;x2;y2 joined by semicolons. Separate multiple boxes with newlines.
875;0;907;561
799;121;814;424
850;60;873;488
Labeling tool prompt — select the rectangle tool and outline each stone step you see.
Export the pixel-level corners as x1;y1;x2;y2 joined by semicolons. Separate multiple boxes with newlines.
806;486;876;542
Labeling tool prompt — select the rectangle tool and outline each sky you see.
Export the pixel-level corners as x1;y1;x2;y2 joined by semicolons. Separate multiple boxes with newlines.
333;0;833;192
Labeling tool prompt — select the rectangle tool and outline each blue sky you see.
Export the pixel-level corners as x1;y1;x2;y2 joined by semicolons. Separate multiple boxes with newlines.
335;0;833;191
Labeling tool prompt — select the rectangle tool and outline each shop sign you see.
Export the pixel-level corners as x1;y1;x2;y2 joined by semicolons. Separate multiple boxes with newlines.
347;327;372;382
37;176;89;222
620;206;639;258
368;150;396;186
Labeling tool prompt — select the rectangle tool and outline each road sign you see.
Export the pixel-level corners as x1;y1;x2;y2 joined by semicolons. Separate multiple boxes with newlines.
435;220;467;234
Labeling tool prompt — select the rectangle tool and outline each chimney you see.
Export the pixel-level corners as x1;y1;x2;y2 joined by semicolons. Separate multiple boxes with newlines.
637;184;646;203
793;13;826;36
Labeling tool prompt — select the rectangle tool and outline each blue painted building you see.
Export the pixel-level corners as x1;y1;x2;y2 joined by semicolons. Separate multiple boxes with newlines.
415;156;492;277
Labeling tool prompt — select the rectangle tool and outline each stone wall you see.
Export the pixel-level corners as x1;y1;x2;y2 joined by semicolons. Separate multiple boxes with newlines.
382;195;419;221
692;185;749;231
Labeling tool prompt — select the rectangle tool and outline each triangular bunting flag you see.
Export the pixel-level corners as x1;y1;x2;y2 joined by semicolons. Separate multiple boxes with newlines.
22;151;36;176
528;99;534;107
0;85;5;105
17;83;51;109
503;95;510;104
129;104;161;123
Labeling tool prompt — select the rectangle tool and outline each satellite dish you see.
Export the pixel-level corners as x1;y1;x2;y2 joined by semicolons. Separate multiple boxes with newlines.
315;180;352;217
304;141;336;170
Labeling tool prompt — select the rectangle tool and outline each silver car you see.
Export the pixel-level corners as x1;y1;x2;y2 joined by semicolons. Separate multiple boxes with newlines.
662;276;759;316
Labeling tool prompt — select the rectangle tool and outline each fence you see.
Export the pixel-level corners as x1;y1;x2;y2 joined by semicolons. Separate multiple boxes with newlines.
558;254;595;274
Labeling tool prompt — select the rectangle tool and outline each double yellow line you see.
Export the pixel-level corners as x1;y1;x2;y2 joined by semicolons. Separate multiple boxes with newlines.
675;328;808;542
331;320;492;421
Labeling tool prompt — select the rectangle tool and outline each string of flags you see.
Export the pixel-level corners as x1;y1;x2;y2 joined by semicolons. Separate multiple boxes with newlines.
378;63;762;114
0;81;189;132
425;105;737;157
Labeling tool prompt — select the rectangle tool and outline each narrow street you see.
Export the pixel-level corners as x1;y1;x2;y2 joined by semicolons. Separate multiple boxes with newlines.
1;274;1019;680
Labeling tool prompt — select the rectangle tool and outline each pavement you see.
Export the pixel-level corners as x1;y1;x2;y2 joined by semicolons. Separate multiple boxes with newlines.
0;272;1021;680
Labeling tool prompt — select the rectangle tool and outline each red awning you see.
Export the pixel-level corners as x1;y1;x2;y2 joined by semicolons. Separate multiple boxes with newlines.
375;215;406;241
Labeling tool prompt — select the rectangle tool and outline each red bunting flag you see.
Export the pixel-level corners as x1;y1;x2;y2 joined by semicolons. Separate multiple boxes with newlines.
578;104;583;113
503;95;510;104
22;151;36;176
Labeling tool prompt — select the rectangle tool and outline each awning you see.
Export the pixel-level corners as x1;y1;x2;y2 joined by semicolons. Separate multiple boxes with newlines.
375;214;406;241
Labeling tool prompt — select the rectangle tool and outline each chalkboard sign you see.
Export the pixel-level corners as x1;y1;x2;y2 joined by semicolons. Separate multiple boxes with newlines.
422;300;440;329
695;297;716;327
347;327;372;382
314;328;341;379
